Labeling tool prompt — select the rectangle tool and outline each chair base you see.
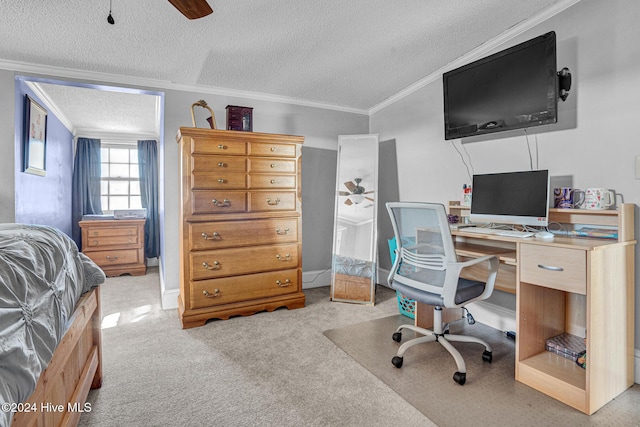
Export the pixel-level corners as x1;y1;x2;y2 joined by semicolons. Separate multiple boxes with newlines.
391;307;492;385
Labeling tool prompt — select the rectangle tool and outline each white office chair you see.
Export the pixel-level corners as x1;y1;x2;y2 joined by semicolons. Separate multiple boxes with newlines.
386;202;499;385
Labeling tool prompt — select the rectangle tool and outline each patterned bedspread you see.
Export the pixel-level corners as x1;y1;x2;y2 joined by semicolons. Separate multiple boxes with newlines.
0;224;105;426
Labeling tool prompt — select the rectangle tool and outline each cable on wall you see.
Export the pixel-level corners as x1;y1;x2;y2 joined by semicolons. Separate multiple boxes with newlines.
451;140;473;182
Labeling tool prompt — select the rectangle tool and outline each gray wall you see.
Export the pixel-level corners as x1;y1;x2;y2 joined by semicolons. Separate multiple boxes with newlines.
370;0;640;351
302;146;337;272
0;71;368;305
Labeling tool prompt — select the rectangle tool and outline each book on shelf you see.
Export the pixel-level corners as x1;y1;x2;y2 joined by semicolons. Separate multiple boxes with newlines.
568;226;618;239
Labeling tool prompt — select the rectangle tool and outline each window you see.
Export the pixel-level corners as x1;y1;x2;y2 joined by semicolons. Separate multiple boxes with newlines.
100;143;142;213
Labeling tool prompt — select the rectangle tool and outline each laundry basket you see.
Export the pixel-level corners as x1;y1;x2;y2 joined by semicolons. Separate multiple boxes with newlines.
388;237;416;319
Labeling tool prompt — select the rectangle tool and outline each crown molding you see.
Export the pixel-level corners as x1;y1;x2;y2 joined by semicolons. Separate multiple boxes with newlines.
25;81;75;133
368;0;583;115
2;59;368;116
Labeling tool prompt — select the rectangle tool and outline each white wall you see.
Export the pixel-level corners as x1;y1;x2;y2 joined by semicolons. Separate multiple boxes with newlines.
370;0;640;351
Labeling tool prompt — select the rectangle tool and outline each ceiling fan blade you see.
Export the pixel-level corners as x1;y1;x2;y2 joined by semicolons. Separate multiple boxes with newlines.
344;181;357;193
363;190;374;194
344;198;353;206
365;197;374;202
168;0;213;19
338;191;351;196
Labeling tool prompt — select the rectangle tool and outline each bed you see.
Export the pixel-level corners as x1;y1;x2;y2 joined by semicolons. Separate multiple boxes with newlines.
0;224;106;427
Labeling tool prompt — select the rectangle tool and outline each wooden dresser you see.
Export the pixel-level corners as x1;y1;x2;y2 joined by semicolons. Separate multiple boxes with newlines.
79;219;146;277
176;127;305;329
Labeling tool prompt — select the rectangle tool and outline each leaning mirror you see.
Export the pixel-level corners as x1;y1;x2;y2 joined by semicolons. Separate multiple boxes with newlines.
330;134;379;305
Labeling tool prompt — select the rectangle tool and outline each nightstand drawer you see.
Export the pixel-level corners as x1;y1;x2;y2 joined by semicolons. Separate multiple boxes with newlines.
85;234;139;247
85;226;138;238
520;244;586;294
85;249;141;268
190;269;299;309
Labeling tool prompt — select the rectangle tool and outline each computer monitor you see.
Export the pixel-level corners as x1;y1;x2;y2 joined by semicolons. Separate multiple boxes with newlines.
470;170;550;227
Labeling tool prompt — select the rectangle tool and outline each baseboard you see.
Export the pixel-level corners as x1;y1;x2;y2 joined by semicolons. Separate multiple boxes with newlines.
302;269;331;289
162;288;179;310
636;350;640;384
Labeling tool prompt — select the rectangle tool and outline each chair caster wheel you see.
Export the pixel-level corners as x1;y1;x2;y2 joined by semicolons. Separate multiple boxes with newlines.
392;332;402;342
453;371;466;385
482;350;492;363
391;356;403;368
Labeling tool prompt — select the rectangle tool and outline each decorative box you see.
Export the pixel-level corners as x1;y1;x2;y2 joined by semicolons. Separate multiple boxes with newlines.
226;105;253;132
545;332;586;361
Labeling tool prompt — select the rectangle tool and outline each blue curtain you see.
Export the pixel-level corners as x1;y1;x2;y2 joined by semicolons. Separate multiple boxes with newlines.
71;138;103;248
138;140;160;258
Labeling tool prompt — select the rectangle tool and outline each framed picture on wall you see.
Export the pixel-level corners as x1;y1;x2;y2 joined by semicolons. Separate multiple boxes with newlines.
23;94;47;176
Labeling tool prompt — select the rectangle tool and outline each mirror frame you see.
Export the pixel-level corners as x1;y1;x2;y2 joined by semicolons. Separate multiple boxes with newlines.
330;134;379;305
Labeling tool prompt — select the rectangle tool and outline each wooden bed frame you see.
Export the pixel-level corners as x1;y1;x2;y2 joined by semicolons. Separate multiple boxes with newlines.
11;287;103;427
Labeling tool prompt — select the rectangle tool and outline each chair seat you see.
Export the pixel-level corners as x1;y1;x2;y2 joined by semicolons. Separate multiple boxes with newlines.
392;278;486;307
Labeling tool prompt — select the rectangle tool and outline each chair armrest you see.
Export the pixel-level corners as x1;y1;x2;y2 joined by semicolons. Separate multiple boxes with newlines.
442;255;499;307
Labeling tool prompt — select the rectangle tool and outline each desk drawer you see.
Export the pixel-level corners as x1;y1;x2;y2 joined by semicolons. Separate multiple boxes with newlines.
248;174;296;189
520;244;586;294
249;192;296;212
192;138;247;155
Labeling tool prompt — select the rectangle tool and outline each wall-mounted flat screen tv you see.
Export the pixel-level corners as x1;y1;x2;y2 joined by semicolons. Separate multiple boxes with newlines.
443;31;558;140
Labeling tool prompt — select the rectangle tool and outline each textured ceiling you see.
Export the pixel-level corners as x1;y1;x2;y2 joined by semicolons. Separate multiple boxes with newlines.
1;0;567;135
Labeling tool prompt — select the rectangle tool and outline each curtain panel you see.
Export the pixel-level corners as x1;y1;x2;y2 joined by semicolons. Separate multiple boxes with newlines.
137;140;160;258
71;138;102;248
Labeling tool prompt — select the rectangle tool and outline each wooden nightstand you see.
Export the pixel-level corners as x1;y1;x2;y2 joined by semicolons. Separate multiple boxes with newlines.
79;219;146;277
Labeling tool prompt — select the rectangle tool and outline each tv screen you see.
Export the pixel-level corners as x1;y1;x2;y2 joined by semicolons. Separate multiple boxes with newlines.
443;31;558;140
470;170;550;227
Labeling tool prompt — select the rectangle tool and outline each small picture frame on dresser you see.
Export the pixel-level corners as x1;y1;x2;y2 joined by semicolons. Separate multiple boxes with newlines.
226;105;253;132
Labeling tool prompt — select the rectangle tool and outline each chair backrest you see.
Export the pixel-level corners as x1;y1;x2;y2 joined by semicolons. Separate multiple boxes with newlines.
386;202;457;293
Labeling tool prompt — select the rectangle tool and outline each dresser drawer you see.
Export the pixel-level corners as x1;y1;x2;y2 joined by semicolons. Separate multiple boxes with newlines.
192;138;247;155
190;269;299;309
84;249;141;268
248;158;296;174
192;172;246;190
248;174;296;189
192;155;246;173
190;243;299;280
248;142;297;158
249;192;297;212
190;218;298;250
191;191;247;215
520;244;587;294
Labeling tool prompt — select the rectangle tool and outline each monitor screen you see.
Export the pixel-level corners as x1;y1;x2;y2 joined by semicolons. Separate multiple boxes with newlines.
443;31;558;140
470;170;550;226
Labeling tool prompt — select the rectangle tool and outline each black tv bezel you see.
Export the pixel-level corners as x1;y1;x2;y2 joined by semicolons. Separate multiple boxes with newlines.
443;31;558;140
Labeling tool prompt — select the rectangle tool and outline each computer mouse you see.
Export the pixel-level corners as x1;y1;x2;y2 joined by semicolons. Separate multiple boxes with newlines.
534;231;554;240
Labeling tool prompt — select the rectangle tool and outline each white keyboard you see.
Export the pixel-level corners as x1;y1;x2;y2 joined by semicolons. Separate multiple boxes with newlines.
462;227;534;238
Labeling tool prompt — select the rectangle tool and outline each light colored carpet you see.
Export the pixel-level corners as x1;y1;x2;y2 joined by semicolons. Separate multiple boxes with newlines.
324;315;640;426
78;268;434;426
